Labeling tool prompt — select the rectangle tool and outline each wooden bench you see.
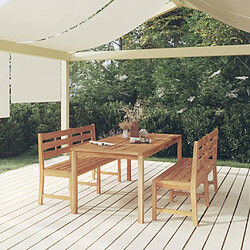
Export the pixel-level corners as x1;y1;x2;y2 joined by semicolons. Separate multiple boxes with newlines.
38;124;117;206
152;128;218;227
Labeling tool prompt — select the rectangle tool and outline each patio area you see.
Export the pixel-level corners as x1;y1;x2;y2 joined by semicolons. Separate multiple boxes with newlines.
0;158;249;249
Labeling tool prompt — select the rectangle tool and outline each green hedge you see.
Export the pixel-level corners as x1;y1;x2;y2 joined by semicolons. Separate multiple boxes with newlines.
0;102;249;163
141;104;249;162
0;103;60;158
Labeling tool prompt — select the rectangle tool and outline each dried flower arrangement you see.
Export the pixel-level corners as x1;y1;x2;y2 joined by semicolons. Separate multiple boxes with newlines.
118;121;131;130
119;101;144;139
120;100;143;123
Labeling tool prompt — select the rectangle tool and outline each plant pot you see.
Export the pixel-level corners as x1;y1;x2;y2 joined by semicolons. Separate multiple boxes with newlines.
122;129;129;139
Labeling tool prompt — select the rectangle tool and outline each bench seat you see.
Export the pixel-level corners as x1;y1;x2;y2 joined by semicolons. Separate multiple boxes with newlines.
154;158;207;190
44;156;114;177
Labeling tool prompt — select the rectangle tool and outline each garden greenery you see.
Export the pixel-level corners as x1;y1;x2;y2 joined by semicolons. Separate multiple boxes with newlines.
0;8;249;162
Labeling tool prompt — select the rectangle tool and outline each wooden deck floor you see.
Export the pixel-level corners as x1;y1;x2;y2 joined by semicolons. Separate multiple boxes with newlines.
0;157;249;250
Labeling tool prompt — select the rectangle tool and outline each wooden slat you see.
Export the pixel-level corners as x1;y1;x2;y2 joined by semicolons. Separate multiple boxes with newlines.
42;137;70;150
42;194;70;201
144;167;228;250
0;160;132;248
223;169;249;250
71;124;94;134
93;187;186;250
0;161;247;250
203;168;248;249
0;160;118;225
156;208;192;217
49;161;166;249
78;181;97;186
44;147;69;159
2;161;158;249
40;129;71;141
153;158;191;181
100;171;118;176
184;167;240;250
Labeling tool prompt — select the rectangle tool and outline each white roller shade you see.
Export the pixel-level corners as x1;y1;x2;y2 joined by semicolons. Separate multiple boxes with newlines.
0;52;10;118
11;54;61;103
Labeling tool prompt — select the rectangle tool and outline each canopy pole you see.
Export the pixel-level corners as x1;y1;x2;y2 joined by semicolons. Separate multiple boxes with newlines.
61;61;69;130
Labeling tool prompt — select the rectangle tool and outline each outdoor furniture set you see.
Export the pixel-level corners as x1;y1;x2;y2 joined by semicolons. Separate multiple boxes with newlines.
38;124;218;226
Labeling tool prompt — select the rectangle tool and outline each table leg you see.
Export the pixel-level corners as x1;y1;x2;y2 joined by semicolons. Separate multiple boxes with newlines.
71;150;78;214
138;155;144;223
127;159;131;181
177;137;182;162
117;159;121;182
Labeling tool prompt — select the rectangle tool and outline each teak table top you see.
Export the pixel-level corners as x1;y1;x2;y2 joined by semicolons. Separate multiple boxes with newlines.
71;133;182;160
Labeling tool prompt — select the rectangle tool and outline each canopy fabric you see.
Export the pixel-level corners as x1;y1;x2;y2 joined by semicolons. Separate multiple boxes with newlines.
11;54;61;103
30;0;172;52
0;0;172;53
0;0;249;55
0;52;10;118
188;0;250;33
0;0;111;42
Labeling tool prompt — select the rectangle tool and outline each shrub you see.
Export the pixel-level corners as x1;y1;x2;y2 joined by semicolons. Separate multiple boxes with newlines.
0;103;60;158
0;104;36;158
219;103;250;162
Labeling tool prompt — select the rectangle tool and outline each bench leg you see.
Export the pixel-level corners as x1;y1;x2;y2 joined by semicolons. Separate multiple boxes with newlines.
92;169;96;180
213;167;218;192
170;189;174;202
117;159;121;182
69;177;72;210
71;151;78;214
68;179;71;191
152;181;157;221
97;167;101;194
190;187;198;227
38;173;44;205
204;177;209;207
127;159;131;181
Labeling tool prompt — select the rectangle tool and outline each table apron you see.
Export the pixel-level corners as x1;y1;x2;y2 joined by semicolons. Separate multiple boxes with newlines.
75;151;138;161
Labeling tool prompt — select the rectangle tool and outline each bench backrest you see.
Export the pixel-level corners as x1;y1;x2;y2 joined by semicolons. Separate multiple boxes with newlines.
191;128;218;185
205;128;218;168
38;124;96;161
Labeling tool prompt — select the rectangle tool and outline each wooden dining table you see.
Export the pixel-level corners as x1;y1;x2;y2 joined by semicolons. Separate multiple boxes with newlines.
70;133;182;223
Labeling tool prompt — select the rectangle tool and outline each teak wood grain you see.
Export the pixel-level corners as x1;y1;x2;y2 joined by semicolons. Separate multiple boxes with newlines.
152;128;218;227
38;124;117;207
70;133;182;223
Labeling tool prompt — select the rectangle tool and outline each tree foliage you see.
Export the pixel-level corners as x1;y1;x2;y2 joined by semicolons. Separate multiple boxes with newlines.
1;8;249;162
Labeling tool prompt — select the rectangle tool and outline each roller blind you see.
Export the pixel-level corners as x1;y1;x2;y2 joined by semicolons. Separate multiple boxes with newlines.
0;52;10;118
11;54;61;103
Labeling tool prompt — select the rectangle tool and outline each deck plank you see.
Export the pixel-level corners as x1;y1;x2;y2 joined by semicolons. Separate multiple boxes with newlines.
0;162;127;249
33;162;165;250
148;168;225;250
124;167;221;250
223;169;249;250
81;163;173;250
144;167;229;250
203;168;248;250
0;159;248;250
4;161;154;249
239;171;250;250
183;167;238;250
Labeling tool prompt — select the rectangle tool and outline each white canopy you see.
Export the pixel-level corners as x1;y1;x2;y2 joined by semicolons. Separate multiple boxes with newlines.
0;0;175;53
0;0;248;55
188;0;250;34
